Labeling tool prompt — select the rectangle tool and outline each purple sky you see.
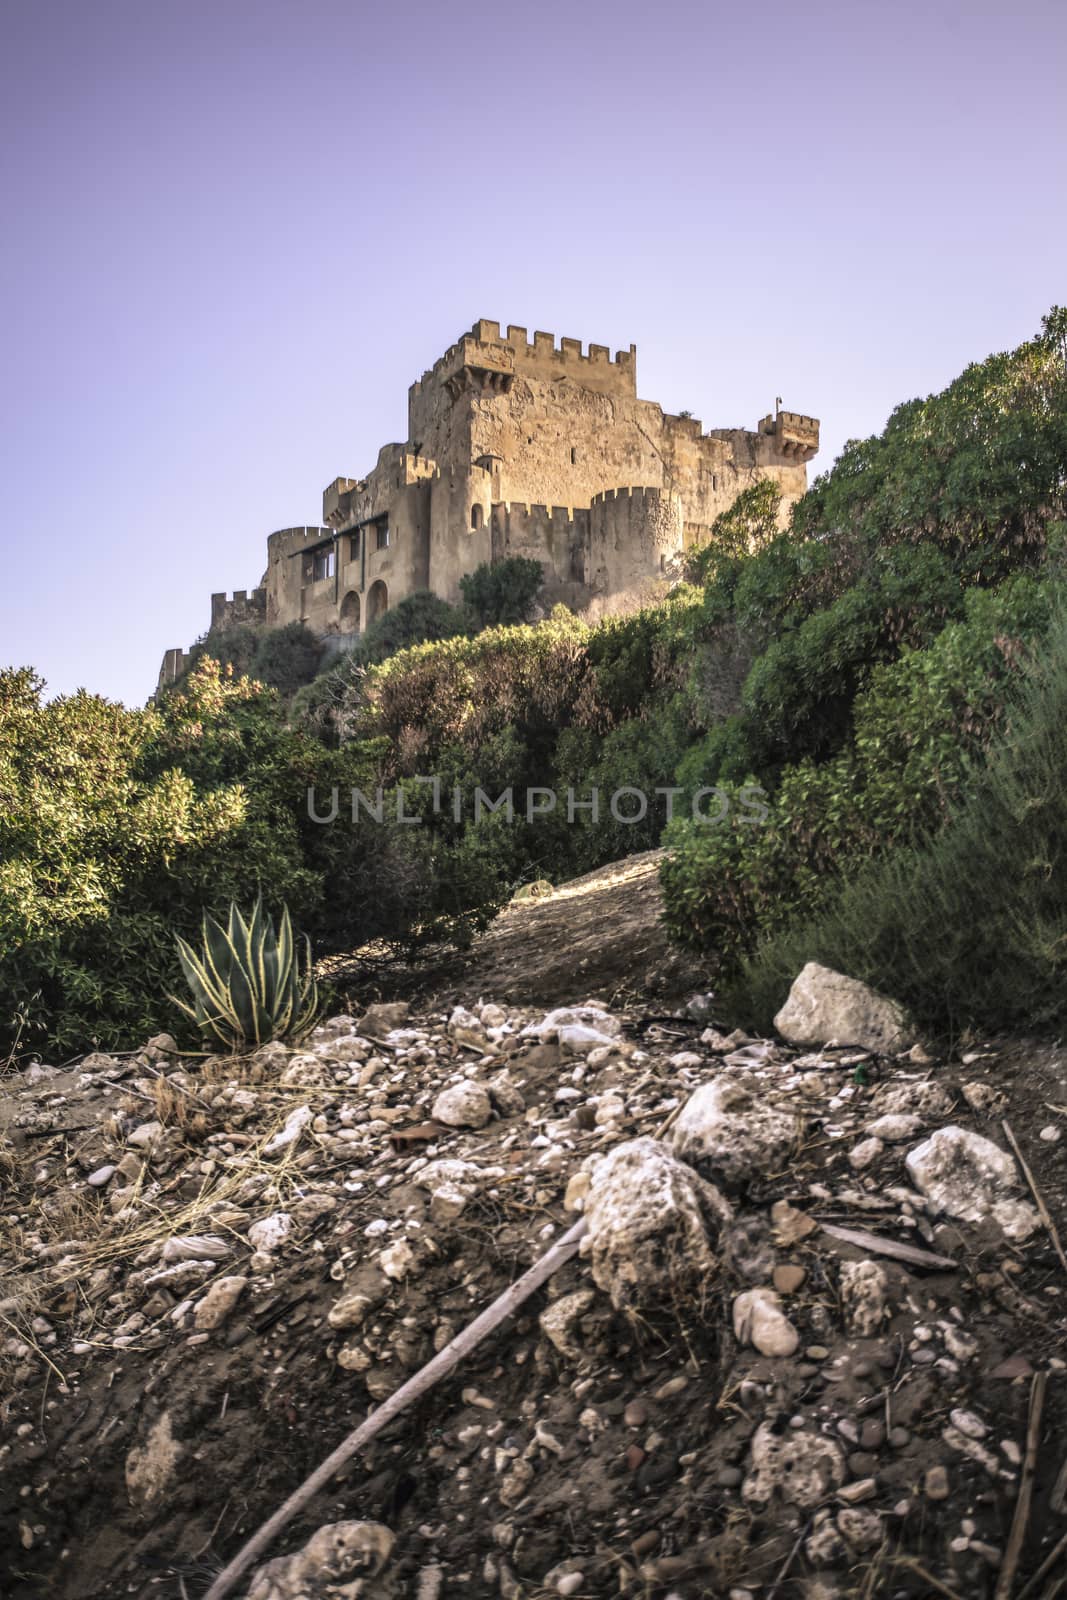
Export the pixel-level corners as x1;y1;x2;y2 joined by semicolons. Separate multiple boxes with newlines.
3;0;1064;707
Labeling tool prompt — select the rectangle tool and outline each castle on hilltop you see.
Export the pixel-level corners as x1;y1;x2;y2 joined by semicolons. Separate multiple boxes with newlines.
158;320;819;687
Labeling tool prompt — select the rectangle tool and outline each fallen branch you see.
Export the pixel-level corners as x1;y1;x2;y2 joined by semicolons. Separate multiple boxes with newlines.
1017;1527;1067;1600
202;1216;588;1600
817;1221;957;1271
996;1369;1047;1600
1002;1119;1067;1276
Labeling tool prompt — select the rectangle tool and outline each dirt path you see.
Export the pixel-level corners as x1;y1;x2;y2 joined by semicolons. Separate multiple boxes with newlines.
347;849;707;1011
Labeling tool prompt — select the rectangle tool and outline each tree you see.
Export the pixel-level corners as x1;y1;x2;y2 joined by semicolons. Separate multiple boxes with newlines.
459;557;545;628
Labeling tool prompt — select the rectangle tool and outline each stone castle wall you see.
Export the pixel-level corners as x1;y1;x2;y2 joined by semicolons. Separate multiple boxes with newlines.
160;320;819;683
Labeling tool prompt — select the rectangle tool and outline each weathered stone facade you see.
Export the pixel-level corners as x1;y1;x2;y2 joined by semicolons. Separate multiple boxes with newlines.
159;320;818;688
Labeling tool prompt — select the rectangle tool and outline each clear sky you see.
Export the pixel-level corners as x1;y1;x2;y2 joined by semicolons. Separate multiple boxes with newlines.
2;0;1064;707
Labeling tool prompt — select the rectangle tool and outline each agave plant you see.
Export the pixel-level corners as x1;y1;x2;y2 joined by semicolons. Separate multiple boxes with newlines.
173;896;319;1048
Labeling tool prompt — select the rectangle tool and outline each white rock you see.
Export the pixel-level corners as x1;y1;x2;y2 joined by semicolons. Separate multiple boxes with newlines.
774;963;915;1054
431;1080;492;1129
557;1023;622;1055
479;1003;508;1029
1040;1124;1062;1143
193;1275;247;1330
87;1165;116;1187
839;1259;889;1336
539;1288;598;1363
743;1422;846;1509
865;1112;924;1142
733;1288;799;1356
247;1212;293;1254
161;1234;231;1264
581;1137;732;1310
245;1520;394;1600
671;1079;800;1189
378;1240;415;1280
263;1104;313;1155
526;1005;623;1041
905;1126;1040;1240
949;1408;987;1439
127;1121;164;1150
429;1183;468;1223
849;1137;884;1171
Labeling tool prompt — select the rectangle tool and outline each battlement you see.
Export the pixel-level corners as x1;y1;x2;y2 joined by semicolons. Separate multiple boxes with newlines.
266;526;334;555
410;319;637;402
757;408;820;462
590;486;667;505
209;586;267;631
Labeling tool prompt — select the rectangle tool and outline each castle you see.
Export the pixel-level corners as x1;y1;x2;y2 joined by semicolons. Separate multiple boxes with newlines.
158;320;819;687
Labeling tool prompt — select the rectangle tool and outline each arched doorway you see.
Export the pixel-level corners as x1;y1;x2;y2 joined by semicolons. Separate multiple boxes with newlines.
340;590;361;634
367;580;388;624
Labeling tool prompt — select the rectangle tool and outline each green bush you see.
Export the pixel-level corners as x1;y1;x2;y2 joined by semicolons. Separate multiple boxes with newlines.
731;603;1067;1037
459;556;545;627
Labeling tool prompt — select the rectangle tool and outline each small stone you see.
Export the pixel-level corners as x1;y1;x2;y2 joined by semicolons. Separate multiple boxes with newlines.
948;1408;987;1439
248;1212;293;1254
556;1576;584;1598
837;1476;877;1503
846;1453;879;1478
805;1345;830;1361
770;1199;819;1244
193;1276;247;1331
87;1164;116;1188
839;1259;888;1337
773;1263;807;1295
1039;1124;1061;1143
888;1427;911;1449
774;963;915;1053
734;1289;800;1357
623;1399;648;1428
717;1465;743;1487
924;1464;950;1500
859;1420;884;1451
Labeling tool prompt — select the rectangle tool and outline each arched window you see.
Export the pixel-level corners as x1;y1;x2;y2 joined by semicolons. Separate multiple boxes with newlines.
340;591;361;635
367;579;388;624
470;504;484;531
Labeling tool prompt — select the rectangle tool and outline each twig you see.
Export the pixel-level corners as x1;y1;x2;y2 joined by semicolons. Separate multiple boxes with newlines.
893;1557;967;1600
201;1217;588;1600
1018;1529;1067;1600
817;1221;957;1270
996;1369;1048;1600
765;1518;811;1600
1003;1120;1067;1275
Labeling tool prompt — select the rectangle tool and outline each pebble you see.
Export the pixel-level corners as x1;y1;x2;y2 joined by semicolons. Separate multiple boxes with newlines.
949;1408;987;1439
888;1427;911;1449
838;1477;877;1503
859;1420;884;1451
772;1263;807;1294
805;1345;830;1361
87;1164;116;1187
623;1400;648;1428
924;1464;950;1500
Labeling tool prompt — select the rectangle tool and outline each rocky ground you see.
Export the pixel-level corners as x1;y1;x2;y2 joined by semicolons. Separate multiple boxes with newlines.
2;960;1066;1599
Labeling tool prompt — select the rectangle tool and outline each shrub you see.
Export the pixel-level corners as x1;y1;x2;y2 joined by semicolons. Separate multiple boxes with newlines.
731;603;1067;1037
459;556;545;627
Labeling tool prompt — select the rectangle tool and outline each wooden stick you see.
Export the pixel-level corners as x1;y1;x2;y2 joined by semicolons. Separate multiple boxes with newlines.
1002;1120;1067;1276
995;1369;1048;1600
817;1221;957;1270
202;1217;588;1600
1017;1529;1067;1600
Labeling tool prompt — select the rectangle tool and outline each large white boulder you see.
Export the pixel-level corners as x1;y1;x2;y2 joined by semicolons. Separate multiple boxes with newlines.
671;1079;800;1189
905;1125;1040;1241
774;963;915;1053
581;1136;732;1310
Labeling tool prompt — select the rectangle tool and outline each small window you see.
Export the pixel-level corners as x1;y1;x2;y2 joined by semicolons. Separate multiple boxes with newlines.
312;548;335;582
376;518;390;551
349;531;361;561
570;447;577;465
470;504;484;531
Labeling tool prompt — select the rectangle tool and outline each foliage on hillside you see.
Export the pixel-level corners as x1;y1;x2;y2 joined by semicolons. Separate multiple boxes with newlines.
6;309;1066;1054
